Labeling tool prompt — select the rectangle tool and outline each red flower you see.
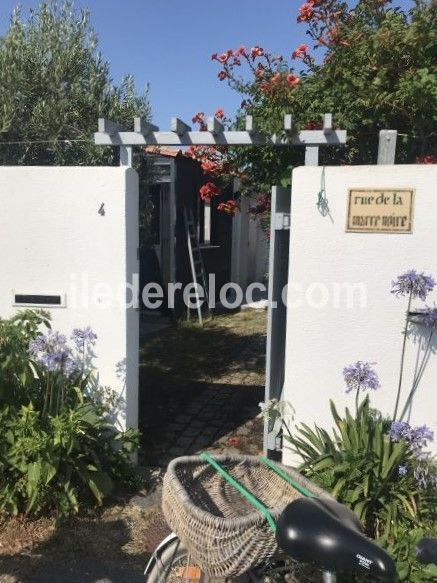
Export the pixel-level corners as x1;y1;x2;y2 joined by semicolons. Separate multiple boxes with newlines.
271;72;281;84
255;64;265;78
218;70;228;81
228;436;240;446
234;45;246;57
286;73;300;86
217;49;233;64
199;182;221;202
215;108;225;119
192;112;205;125
304;120;322;130
218;200;240;216
250;46;264;58
292;43;308;59
201;159;219;173
416;154;437;164
297;2;315;22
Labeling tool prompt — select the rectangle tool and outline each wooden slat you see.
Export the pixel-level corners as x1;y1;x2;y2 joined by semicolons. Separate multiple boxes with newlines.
171;117;192;135
323;113;333;132
98;118;127;135
207;116;225;134
377;130;397;164
305;147;319;166
94;129;347;147
134;117;159;134
245;115;255;133
284;114;293;132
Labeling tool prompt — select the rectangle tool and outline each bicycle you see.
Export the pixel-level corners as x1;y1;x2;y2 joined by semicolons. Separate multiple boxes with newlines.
145;455;437;583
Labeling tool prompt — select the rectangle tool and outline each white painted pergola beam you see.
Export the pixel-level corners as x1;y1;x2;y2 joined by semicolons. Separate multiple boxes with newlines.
207;116;225;134
245;115;255;133
134;117;159;135
98;118;127;135
171;117;192;135
94;129;347;147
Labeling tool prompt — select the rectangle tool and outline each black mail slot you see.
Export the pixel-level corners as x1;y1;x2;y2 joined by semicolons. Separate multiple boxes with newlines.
14;294;62;305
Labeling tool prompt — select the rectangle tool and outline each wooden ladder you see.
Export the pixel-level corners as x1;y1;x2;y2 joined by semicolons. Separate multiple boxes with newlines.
184;208;211;325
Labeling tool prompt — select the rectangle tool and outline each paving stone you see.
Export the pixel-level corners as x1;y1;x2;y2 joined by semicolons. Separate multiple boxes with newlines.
176;435;194;445
168;447;186;456
181;426;200;437
174;415;192;423
166;423;186;431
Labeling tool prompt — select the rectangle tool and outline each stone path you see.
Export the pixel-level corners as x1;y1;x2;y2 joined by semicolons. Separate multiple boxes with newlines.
145;327;266;466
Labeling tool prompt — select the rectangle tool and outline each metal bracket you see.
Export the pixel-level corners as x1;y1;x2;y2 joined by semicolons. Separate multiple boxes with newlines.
274;212;291;230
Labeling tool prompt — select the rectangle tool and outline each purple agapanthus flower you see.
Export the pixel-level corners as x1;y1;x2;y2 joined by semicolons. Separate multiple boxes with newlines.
391;270;436;301
398;464;408;476
389;421;434;457
71;327;98;350
414;466;430;489
29;330;79;376
343;361;380;394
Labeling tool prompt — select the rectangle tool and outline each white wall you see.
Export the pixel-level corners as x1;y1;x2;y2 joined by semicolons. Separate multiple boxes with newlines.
283;165;437;462
0;167;139;431
231;196;269;289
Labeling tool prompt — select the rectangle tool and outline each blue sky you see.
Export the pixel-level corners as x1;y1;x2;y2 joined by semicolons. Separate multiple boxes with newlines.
0;0;314;128
0;0;412;129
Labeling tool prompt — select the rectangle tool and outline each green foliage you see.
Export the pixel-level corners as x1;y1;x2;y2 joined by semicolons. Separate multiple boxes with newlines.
216;0;437;196
382;525;437;582
0;309;51;406
0;0;151;165
0;310;139;521
285;397;437;581
0;402;138;521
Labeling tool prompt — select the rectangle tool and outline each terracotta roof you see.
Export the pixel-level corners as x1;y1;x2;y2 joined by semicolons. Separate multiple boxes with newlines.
143;145;183;158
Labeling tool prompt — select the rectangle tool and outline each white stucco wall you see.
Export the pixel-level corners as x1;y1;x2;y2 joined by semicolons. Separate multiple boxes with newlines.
283;165;437;462
0;166;139;431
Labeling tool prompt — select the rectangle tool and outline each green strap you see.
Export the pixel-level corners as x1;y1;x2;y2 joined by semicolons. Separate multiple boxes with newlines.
258;456;314;499
199;452;277;533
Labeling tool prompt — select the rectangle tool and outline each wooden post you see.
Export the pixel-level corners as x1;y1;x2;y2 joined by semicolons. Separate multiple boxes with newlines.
377;130;397;164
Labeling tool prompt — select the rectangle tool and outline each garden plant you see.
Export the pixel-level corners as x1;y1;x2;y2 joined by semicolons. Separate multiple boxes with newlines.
0;310;139;522
187;0;436;225
262;270;437;581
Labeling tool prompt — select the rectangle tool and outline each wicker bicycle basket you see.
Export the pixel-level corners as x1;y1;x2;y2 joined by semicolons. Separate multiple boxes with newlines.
162;455;327;578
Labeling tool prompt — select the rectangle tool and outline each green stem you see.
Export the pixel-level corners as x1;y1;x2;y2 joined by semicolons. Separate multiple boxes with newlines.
49;375;53;415
42;374;49;418
399;330;433;421
355;387;361;416
393;293;412;420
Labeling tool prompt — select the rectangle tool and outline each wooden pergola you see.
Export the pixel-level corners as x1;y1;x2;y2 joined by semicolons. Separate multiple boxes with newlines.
94;113;347;166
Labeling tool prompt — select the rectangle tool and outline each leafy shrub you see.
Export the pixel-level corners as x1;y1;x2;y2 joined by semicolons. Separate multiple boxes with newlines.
288;398;437;534
0;310;139;521
0;310;50;406
262;270;437;580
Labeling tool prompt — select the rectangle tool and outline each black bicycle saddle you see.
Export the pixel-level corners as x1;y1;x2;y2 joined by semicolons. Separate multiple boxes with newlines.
416;538;437;566
276;497;396;580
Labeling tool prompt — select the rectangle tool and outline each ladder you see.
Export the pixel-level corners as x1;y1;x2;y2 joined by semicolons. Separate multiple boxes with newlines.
183;208;211;325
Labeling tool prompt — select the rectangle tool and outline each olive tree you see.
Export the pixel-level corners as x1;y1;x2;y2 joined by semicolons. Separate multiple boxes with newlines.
0;1;151;165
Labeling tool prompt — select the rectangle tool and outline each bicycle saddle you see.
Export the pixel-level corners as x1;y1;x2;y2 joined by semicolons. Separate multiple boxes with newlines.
276;497;396;580
416;538;437;566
